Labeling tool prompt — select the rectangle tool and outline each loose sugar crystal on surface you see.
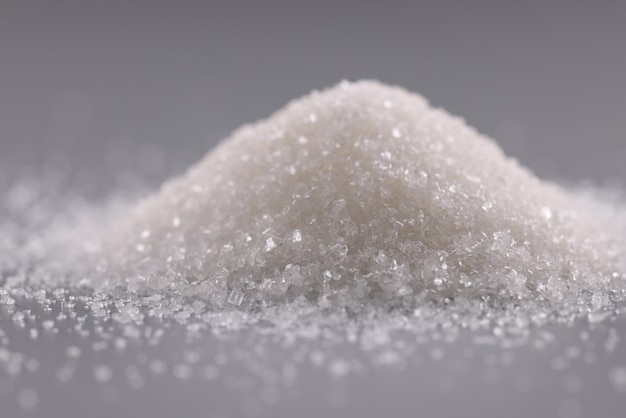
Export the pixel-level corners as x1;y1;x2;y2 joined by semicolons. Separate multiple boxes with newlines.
105;80;621;307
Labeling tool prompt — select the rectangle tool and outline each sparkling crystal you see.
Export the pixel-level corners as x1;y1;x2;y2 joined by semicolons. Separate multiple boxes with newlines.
227;289;245;306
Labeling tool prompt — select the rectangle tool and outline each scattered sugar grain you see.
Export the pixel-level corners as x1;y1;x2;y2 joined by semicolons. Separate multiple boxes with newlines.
18;388;38;411
94;365;113;382
609;367;626;393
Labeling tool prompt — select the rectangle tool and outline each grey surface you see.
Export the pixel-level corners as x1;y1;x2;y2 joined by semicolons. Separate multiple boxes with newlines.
2;1;626;417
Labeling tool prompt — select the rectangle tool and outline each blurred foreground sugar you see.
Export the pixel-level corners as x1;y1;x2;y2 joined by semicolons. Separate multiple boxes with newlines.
105;80;621;306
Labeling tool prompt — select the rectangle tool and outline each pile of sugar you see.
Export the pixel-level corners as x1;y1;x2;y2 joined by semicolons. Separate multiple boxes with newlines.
3;81;626;415
105;80;623;308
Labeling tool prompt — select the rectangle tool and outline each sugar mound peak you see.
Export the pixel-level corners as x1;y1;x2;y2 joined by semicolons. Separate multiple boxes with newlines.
105;80;620;307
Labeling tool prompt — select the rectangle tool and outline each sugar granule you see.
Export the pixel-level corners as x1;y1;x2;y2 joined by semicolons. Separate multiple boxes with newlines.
105;80;622;307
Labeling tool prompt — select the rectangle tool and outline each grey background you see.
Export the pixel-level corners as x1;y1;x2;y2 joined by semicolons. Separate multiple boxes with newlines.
2;0;626;183
1;1;626;417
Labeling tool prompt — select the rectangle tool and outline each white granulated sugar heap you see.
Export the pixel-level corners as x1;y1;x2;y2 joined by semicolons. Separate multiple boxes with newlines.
3;81;626;415
105;80;622;308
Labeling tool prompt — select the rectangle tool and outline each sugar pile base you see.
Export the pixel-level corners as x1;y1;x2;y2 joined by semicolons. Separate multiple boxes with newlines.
1;80;626;415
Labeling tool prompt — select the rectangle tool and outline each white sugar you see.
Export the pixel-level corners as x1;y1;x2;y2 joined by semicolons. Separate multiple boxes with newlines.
18;388;38;411
2;81;626;411
610;367;626;392
105;80;622;307
94;365;113;382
